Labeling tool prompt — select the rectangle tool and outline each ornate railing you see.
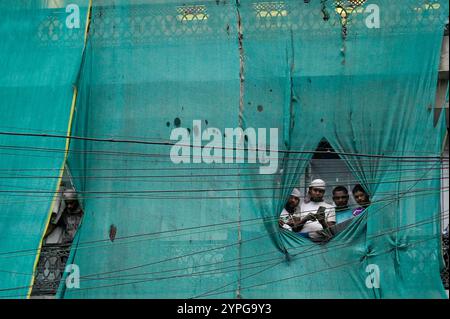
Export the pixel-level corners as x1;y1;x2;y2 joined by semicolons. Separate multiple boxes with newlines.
31;244;71;296
441;232;449;289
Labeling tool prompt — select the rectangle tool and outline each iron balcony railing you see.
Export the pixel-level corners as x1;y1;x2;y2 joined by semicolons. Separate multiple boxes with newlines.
441;232;449;290
31;244;71;296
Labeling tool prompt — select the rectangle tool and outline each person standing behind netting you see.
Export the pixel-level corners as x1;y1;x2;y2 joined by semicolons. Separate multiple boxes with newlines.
60;189;83;243
293;179;336;240
278;188;302;231
332;185;353;224
44;189;83;244
352;184;371;217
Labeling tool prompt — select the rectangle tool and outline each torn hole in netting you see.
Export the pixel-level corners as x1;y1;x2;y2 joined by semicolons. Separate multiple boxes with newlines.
278;138;369;246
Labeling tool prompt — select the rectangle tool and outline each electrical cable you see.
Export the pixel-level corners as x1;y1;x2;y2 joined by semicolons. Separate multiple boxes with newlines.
0;131;447;160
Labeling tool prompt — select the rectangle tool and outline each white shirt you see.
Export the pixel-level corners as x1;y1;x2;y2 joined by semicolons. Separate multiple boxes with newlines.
298;201;336;235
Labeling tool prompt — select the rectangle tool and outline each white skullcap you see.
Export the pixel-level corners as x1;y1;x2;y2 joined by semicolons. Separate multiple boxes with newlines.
290;188;301;198
309;179;326;190
63;189;77;201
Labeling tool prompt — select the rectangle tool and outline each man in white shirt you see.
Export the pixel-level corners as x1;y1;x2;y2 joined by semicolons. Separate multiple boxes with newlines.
278;188;302;231
293;179;336;240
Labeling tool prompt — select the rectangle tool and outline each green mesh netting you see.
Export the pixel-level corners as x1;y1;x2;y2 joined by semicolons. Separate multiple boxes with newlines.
0;0;88;298
0;0;448;299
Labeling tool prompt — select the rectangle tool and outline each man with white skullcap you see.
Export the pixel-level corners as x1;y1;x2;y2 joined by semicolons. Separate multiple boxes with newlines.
278;188;302;231
292;179;335;239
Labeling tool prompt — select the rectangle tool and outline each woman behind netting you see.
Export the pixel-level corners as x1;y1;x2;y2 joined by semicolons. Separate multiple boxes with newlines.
351;184;371;217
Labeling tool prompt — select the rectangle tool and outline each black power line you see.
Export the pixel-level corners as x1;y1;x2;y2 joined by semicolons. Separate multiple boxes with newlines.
0;131;447;160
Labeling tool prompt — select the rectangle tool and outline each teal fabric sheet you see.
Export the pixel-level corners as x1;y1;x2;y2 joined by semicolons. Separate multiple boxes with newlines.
0;1;88;298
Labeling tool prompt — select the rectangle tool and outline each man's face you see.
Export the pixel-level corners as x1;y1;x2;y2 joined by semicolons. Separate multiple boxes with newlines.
287;195;300;208
354;191;369;207
333;191;349;208
66;200;78;211
309;187;325;202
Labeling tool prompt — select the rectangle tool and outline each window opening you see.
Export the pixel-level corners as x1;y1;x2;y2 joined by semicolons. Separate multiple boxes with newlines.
279;139;369;243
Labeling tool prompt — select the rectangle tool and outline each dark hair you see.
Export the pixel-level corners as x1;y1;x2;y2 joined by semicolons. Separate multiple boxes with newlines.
332;186;348;195
352;184;368;195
